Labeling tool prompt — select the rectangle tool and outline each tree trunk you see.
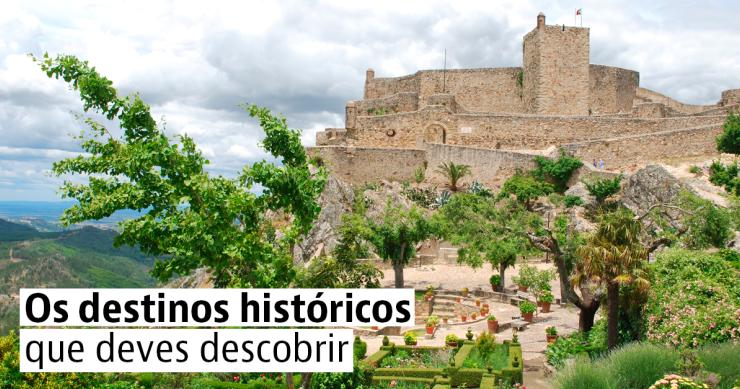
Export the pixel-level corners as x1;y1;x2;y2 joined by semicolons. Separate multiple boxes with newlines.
499;263;507;291
300;373;312;389
578;301;599;332
286;373;294;389
606;282;620;350
394;245;406;288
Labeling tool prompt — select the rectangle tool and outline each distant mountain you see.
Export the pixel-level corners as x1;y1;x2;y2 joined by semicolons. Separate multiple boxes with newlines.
0;219;156;335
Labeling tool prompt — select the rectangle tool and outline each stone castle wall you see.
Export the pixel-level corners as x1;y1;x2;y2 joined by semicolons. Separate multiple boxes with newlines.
589;65;639;114
523;25;590;115
347;110;726;150
424;143;539;186
307;146;426;185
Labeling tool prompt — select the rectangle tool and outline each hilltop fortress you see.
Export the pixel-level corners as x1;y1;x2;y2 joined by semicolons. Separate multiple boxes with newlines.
311;13;739;187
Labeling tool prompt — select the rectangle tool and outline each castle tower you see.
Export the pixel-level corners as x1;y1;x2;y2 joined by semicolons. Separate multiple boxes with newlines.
522;13;590;115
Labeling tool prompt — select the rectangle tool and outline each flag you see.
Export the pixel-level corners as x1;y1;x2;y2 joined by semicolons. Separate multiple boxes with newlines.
576;8;582;15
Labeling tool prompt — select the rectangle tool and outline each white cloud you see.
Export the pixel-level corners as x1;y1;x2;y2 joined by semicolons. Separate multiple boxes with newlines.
0;0;738;200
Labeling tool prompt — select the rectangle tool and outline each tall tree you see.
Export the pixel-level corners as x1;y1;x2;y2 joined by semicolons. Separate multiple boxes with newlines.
575;207;649;349
434;193;531;290
365;202;431;288
37;54;326;289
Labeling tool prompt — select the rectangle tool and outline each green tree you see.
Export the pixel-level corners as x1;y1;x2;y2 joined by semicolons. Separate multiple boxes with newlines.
584;175;623;205
433;194;531;290
716;111;740;155
37;54;327;289
499;172;554;209
575;207;649;349
436;161;471;191
364;202;432;288
533;150;583;192
678;192;734;249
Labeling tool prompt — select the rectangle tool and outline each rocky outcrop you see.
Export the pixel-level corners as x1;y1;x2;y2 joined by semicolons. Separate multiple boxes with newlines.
621;165;689;217
293;174;356;263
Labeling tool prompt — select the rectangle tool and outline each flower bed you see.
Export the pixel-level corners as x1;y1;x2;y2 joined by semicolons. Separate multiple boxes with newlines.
367;340;523;388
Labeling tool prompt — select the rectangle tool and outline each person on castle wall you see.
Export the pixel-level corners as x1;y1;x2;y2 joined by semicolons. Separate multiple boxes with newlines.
599;159;605;170
593;159;597;168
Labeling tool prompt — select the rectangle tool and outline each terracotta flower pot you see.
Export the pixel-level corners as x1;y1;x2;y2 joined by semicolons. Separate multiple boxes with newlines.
461;315;467;322
536;300;542;307
426;326;434;335
483;303;489;309
541;302;551;313
456;297;461;303
546;334;558;344
442;317;449;324
475;300;481;307
446;341;457;347
491;284;499;292
371;326;379;330
472;313;478;320
522;312;534;322
487;320;499;334
518;285;528;292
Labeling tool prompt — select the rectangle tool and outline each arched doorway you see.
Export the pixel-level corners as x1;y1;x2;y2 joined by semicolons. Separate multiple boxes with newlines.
422;124;446;144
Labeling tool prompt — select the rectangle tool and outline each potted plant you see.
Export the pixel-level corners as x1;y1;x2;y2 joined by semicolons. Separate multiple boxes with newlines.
482;303;489;310
461;287;469;297
442;316;449;325
480;308;487;316
425;285;435;301
456;296;462;303
545;326;558;343
513;263;536;292
460;313;467;322
519;301;536;322
426;315;439;335
465;328;474;341
487;314;499;333
445;334;458;347
404;331;417;346
489;274;501;292
475;299;481;307
371;325;379;330
471;312;478;320
539;292;554;313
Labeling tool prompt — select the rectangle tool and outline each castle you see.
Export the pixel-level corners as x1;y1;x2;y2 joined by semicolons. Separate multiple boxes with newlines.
311;13;739;187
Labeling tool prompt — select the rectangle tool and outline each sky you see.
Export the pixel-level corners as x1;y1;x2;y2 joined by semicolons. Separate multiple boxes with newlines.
0;0;738;201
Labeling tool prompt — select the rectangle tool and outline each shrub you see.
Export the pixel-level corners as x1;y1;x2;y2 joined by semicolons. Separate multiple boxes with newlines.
433;190;452;208
414;166;425;184
605;343;679;389
679;192;734;249
689;165;702;175
475;332;496;358
564;195;584;208
426;315;439;328
468;180;493;197
716;111;740;155
354;336;367;360
402;186;437;209
583;175;622;204
546;326;558;336
645;249;740;347
500;172;554;208
708;160;740;195
533;150;584;192
553;356;616;389
489;274;501;287
404;331;417;345
445;334;459;344
382;335;390;347
511;263;538;288
539;292;554;303
698;342;740;389
519;301;536;314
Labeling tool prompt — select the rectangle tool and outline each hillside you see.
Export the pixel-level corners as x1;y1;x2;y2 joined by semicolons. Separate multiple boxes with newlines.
0;219;156;335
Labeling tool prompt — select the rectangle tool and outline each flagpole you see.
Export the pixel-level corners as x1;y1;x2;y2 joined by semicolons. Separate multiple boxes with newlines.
574;9;576;26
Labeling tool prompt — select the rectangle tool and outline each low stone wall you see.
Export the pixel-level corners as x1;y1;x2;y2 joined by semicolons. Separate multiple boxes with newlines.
635;87;715;115
424;144;539;187
564;124;723;170
307;146;426;185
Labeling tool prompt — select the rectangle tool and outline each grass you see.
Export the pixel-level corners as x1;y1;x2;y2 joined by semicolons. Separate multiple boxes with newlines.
460;344;509;370
379;348;453;369
554;342;739;389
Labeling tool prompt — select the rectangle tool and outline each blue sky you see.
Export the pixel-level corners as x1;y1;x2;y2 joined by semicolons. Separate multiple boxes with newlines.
1;0;739;201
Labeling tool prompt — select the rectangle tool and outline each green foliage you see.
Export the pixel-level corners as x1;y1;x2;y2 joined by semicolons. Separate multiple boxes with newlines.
540;292;554;303
533;150;583;192
697;342;740;389
414;166;425;184
583;175;622;204
689;165;702;175
546;326;558;336
354;336;368;360
489;274;501;286
436;161;472;191
563;195;584;208
475;332;496;359
518;301;536;314
433;194;532;289
311;364;371;389
461;342;508;370
467;180;493;197
511;263;538;288
554;356;616;389
0;219;58;242
645;249;739;347
402;186;437;209
445;334;459;344
605;343;679;389
499;172;554;208
35;54;327;288
364;202;431;269
716;111;740;155
404;331;418;345
434;190;452;208
708;160;740;195
678;192;734;249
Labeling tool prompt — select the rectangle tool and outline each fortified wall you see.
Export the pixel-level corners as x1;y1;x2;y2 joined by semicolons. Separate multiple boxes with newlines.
312;13;739;187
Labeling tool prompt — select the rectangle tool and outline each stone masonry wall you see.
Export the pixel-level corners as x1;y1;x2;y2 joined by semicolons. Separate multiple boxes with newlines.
347;109;726;150
306;146;426;185
589;65;639;114
565;124;723;170
523;25;590;115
